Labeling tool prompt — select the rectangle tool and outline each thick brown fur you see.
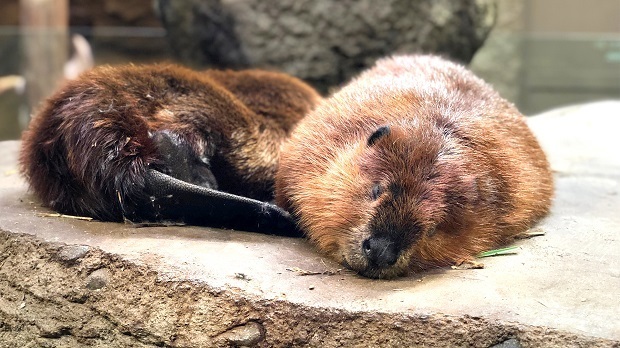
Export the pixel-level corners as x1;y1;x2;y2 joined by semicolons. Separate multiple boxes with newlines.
275;55;553;278
20;64;321;222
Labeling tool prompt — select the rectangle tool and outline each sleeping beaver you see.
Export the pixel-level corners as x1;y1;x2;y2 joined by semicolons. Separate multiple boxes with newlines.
276;55;553;278
20;64;321;235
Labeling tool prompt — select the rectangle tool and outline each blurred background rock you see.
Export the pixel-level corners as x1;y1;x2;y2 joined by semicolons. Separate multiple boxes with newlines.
155;0;495;91
0;0;619;140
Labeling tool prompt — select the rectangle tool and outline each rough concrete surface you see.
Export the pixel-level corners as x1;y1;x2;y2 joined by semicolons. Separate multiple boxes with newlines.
1;101;619;347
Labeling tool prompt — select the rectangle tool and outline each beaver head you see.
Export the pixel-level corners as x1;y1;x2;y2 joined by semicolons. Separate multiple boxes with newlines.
295;122;480;279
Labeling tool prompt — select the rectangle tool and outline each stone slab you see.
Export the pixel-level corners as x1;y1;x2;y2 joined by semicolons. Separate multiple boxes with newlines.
1;101;619;347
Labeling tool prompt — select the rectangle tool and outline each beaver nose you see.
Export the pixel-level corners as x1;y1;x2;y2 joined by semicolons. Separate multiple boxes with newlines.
362;236;399;268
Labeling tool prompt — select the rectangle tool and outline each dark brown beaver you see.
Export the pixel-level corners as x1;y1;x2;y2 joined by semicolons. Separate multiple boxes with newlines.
275;55;553;278
20;64;321;235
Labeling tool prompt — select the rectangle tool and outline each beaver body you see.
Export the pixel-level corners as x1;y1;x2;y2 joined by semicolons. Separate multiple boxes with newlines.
20;64;321;234
276;55;553;278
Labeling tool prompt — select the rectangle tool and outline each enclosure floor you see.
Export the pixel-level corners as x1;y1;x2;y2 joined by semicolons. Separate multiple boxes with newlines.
1;102;619;347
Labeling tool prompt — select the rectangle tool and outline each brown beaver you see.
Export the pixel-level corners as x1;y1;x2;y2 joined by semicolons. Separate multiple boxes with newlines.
20;64;321;235
275;55;553;278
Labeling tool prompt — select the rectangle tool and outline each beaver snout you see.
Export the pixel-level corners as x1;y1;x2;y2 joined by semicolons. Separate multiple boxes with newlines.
362;236;400;268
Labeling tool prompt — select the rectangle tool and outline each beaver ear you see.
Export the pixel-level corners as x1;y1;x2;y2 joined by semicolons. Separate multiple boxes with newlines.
367;126;391;146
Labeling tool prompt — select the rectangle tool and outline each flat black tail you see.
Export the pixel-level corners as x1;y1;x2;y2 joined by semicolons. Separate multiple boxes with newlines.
140;169;302;237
